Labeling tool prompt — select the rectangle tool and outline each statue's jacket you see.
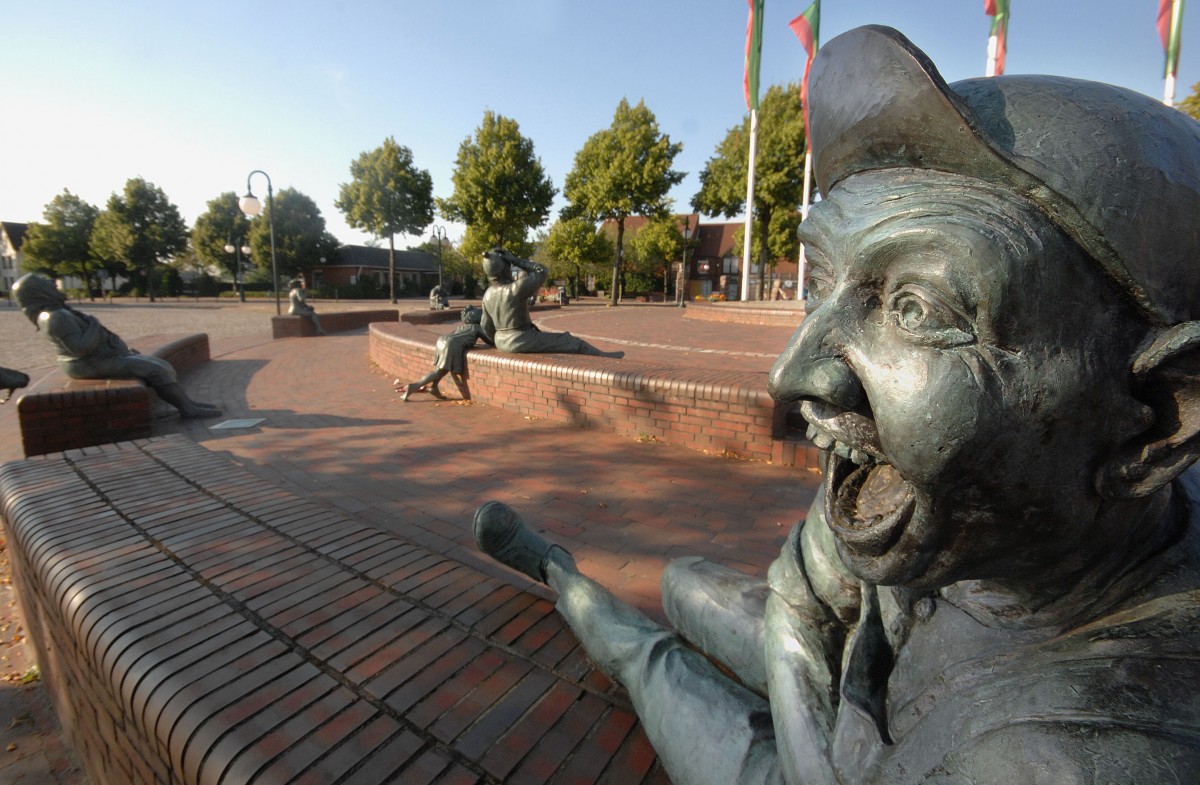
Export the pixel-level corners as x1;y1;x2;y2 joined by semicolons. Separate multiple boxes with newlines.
764;472;1200;784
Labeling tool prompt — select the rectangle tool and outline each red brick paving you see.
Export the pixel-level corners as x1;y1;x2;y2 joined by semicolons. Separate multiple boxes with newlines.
0;301;818;784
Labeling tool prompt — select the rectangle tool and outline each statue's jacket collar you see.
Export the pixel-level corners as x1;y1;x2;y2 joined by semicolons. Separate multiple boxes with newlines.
766;477;1200;783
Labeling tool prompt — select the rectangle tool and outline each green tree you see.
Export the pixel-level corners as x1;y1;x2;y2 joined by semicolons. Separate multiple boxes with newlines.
693;83;807;300
412;237;477;296
563;98;683;305
458;223;536;263
247;188;340;287
626;217;684;295
1180;82;1200;121
336;137;435;303
21;190;101;296
191;192;251;286
89;177;188;301
537;217;612;297
438;111;556;258
88;211;132;294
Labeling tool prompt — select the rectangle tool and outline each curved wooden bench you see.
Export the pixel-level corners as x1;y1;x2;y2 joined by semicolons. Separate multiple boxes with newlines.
0;436;667;785
683;301;805;327
400;304;562;327
271;310;399;339
369;322;817;468
15;334;211;458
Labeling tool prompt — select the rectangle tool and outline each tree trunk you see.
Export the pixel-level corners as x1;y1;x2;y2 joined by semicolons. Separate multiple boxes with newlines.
610;218;624;307
388;235;397;304
756;211;771;301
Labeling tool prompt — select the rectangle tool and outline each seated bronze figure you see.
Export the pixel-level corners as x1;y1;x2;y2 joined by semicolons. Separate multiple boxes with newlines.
429;284;450;310
475;26;1200;783
288;278;325;335
401;305;492;401
13;273;220;419
480;248;623;358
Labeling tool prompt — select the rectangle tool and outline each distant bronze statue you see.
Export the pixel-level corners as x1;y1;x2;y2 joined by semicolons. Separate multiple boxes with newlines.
288;278;325;335
480;248;623;358
476;26;1200;784
0;367;29;404
400;305;492;401
429;284;449;310
13;274;220;418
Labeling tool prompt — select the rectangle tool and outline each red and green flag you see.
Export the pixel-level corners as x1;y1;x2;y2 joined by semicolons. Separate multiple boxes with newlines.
744;0;766;110
788;0;820;147
984;0;1010;76
1159;0;1185;79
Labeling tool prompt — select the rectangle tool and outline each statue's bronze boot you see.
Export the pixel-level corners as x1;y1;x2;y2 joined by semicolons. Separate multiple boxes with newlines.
401;383;420;401
473;501;571;584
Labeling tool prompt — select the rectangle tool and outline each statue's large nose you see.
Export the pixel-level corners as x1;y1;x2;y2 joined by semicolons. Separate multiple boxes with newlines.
768;312;865;410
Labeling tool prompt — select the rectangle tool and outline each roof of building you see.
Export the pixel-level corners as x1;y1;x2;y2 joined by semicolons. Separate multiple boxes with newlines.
694;222;741;259
597;213;709;252
327;245;440;272
1;222;29;251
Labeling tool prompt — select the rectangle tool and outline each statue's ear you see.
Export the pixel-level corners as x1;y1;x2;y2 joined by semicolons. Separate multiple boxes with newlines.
1100;322;1200;498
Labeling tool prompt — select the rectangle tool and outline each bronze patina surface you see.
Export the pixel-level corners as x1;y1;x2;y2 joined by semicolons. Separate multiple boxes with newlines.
476;26;1200;784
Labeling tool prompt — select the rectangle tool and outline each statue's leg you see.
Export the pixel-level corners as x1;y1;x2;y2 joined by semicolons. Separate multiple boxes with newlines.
662;557;769;695
475;502;783;785
94;355;221;418
155;382;222;418
576;339;625;359
402;369;448;401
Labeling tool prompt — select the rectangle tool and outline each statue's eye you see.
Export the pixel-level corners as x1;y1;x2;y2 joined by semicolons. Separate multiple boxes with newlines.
807;264;833;308
888;285;974;347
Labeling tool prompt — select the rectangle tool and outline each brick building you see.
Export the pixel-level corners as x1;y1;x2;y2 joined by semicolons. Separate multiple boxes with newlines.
599;215;800;301
311;245;442;294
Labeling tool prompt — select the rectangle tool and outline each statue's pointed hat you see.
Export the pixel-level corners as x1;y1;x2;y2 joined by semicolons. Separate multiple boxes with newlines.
809;25;1200;324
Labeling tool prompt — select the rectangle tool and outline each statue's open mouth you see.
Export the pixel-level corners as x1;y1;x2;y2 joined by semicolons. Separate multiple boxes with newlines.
801;401;916;555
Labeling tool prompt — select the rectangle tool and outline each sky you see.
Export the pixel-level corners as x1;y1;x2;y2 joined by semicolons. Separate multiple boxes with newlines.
5;1;1198;250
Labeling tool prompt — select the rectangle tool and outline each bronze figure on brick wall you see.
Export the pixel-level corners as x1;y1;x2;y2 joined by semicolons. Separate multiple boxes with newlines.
288;278;325;335
429;284;449;310
12;273;220;419
400;305;492;401
475;26;1200;784
480;248;623;358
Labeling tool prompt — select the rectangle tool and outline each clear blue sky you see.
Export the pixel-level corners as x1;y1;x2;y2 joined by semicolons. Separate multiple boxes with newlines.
5;1;1197;249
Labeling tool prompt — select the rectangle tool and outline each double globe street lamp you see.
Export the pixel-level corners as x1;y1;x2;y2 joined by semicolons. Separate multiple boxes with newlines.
430;225;447;289
223;241;251;302
238;170;281;314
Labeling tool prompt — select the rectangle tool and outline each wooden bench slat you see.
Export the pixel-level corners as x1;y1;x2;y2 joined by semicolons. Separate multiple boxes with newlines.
0;435;670;785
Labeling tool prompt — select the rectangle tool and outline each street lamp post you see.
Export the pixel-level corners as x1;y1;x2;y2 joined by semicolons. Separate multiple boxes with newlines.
678;215;692;307
430;225;447;289
223;241;251;302
238;170;280;314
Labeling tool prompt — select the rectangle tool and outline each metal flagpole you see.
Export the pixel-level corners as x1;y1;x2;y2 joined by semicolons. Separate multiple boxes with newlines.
797;150;812;302
1164;0;1185;106
741;108;759;302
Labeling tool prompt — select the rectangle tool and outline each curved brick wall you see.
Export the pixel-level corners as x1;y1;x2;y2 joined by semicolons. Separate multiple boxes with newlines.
370;323;817;468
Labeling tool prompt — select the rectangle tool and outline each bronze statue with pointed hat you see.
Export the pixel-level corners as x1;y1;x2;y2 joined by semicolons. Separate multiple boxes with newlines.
476;26;1200;783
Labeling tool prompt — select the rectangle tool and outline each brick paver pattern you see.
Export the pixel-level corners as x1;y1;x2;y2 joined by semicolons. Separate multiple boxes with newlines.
0;297;819;784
